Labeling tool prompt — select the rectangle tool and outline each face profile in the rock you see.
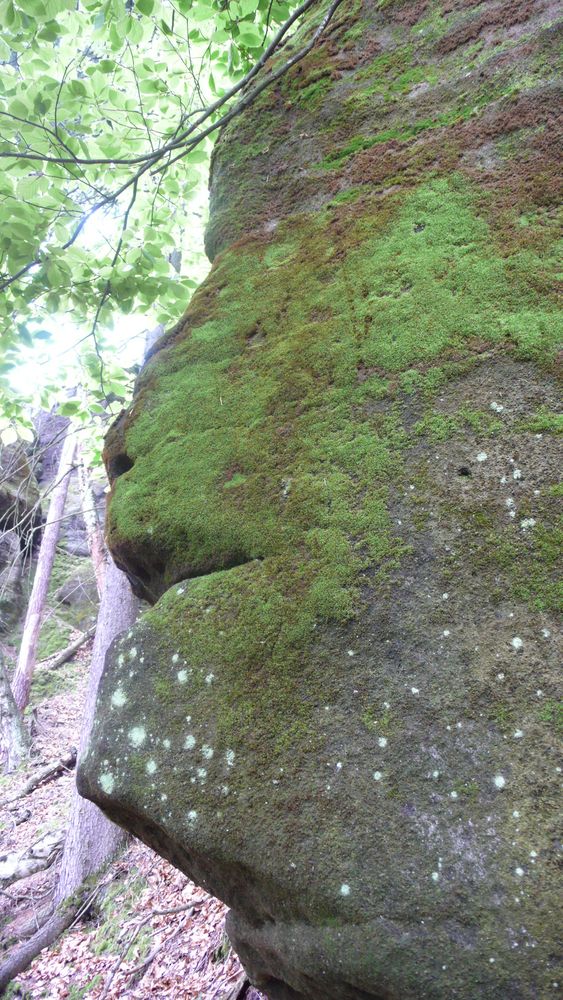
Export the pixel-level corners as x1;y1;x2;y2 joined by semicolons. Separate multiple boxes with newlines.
78;2;561;997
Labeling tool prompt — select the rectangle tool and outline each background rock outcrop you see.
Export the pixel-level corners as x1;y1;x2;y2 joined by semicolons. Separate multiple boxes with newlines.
79;2;562;997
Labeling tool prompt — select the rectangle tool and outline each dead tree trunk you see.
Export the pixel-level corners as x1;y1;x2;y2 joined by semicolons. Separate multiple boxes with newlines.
0;556;138;993
11;429;77;712
77;450;106;598
0;653;29;772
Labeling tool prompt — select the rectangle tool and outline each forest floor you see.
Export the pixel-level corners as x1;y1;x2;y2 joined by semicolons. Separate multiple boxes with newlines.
0;637;265;1000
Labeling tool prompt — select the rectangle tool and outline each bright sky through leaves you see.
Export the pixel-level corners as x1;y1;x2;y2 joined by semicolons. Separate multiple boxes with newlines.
0;0;299;445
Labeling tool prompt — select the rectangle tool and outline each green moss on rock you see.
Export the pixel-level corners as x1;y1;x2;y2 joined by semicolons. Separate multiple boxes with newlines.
83;3;562;998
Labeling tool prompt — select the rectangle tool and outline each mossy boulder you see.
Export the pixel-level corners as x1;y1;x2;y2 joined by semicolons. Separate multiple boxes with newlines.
79;2;562;997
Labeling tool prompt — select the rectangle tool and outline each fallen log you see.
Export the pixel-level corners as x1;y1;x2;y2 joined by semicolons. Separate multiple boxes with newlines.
0;830;64;889
0;906;76;993
38;627;96;673
5;748;77;804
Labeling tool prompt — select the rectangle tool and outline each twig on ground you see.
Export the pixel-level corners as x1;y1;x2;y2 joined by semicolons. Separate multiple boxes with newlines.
99;902;199;1000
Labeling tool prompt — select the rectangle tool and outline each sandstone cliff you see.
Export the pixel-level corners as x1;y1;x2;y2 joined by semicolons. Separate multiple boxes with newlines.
79;2;562;997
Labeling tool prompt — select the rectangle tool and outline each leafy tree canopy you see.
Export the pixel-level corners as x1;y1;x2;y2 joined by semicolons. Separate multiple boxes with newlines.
0;0;327;449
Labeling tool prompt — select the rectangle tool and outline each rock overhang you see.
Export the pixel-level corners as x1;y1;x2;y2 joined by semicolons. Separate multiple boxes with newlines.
80;0;562;995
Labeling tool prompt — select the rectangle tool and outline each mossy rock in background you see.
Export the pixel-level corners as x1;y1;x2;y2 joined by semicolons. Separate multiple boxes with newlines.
80;2;562;998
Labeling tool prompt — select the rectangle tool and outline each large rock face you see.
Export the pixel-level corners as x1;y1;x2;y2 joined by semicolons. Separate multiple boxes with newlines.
79;2;562;997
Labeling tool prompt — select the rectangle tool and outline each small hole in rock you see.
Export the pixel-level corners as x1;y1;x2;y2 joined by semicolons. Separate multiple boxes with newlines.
109;453;134;480
457;466;472;477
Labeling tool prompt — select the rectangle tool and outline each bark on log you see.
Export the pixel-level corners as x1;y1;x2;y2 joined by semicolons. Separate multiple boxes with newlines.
0;906;77;993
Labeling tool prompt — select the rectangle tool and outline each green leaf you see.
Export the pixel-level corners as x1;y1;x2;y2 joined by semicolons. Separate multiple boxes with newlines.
136;0;154;14
185;148;209;164
237;26;263;47
59;400;81;415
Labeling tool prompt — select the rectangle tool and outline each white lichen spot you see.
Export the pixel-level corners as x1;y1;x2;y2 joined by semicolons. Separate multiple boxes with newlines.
515;867;524;877
513;730;524;739
226;749;235;767
476;451;488;462
505;497;515;509
177;670;188;684
201;745;214;760
99;772;115;794
129;647;137;661
443;629;450;637
497;672;505;681
494;774;506;790
513;468;522;480
117;654;125;668
163;738;171;749
172;653;180;664
146;759;157;775
490;401;504;413
520;518;536;532
511;637;524;650
177;586;185;595
431;872;439;883
336;761;343;770
187;810;198;825
411;687;420;695
196;768;207;780
432;770;440;779
373;771;382;781
530;850;537;858
184;735;196;750
111;688;127;708
378;737;388;749
347;650;355;657
541;628;551;638
340;884;351;896
442;593;449;600
450;791;458;799
128;726;146;748
205;672;215;685
221;785;229;796
513;810;520;818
